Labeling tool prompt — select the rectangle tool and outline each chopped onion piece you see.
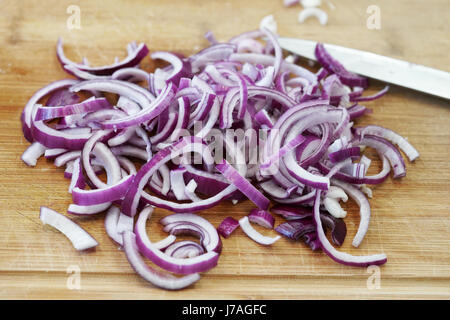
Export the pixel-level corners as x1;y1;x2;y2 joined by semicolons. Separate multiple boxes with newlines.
40;206;98;251
239;217;281;245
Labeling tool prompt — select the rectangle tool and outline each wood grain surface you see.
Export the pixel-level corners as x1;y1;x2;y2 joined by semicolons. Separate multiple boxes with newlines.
0;0;449;299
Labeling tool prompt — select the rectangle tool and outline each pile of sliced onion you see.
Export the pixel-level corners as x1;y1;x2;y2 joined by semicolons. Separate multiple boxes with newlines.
22;26;418;290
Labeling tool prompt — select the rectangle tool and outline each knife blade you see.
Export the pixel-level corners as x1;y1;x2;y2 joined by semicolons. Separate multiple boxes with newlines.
278;38;450;100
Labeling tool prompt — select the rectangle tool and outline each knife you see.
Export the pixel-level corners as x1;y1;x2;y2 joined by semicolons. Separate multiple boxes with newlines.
278;38;450;100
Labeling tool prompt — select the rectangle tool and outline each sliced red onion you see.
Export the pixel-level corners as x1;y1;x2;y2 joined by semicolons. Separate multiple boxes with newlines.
160;213;222;253
72;174;134;205
54;150;81;167
328;147;360;163
31;105;92;150
64;161;75;179
57;38;149;76
116;211;134;234
353;86;389;102
271;205;313;220
22;30;419;287
229;53;317;84
45;148;68;159
217;217;240;238
296;132;328;167
248;209;275;229
319;212;347;247
260;133;306;172
68;158;86;193
46;88;80;107
164;241;205;259
194;95;220;139
122;137;221;217
318;153;391;185
111;144;149;161
204;31;218;45
189;43;236;72
313;191;387;267
357;125;419;162
70;79;158;116
298;8;328;25
104;206;124;245
112;67;149;82
359;135;406;178
116;96;142;115
184;180;202;202
272;189;316;205
169;97;190;142
122;231;200;290
170;167;189;201
315;43;368;88
216;160;270;210
153;235;177;251
108;127;137;148
82;130;121;189
68;202;111;215
21;142;47;166
22;79;80;142
40;206;98;250
150;113;178;144
239;216;281;245
151;51;191;85
331;179;370;248
259;180;297;199
134;207;219;274
284;0;300;7
275;220;315;241
260;27;282;78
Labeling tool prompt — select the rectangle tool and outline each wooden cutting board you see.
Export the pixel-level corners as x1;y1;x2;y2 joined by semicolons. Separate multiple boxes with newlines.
0;0;449;299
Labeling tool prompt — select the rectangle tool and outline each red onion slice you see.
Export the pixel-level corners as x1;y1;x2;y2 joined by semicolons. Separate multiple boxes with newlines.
160;213;222;253
239;216;281;245
21;142;46;166
22;79;80;142
359;135;406;178
104;206;124;245
248;209;275;229
150;51;191;85
31;105;92;150
68;158;86;193
357;125;419;162
216;160;270;210
164;241;205;259
122;231;200;290
315;43;368;88
217;217;240;238
134;207;219;274
35;97;112;121
275;220;315;241
68;202;111;215
313;191;387;267
328;147;361;163
331;179;370;248
72;174;134;206
121;137;216;217
57;38;149;76
40;206;98;251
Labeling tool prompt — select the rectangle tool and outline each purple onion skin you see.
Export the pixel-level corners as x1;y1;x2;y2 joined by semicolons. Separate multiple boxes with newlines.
217;217;239;238
248;209;275;229
320;212;347;247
